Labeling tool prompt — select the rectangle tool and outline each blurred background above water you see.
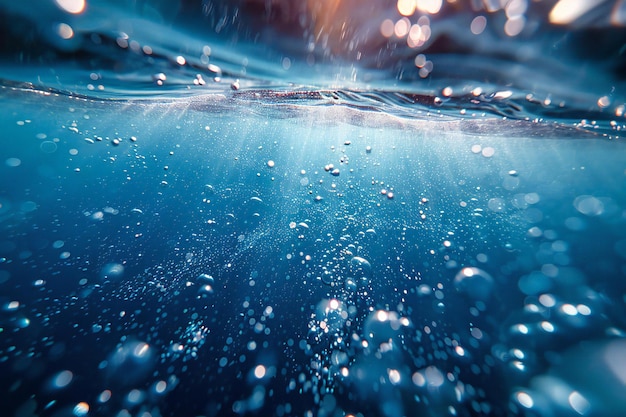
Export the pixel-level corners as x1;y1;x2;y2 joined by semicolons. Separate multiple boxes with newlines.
0;0;625;127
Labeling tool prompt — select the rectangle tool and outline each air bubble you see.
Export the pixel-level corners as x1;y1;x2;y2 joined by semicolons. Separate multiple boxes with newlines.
350;256;372;280
100;263;124;280
454;267;494;300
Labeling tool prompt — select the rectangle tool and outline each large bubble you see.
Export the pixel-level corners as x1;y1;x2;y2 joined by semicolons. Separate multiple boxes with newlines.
103;340;156;386
363;310;411;349
525;339;626;417
100;263;124;280
350;256;372;281
454;267;494;300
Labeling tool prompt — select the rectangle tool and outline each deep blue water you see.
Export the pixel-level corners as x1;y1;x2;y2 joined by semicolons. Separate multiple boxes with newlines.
1;1;626;417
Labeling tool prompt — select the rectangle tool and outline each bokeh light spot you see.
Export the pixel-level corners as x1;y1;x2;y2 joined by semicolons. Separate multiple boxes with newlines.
55;0;85;14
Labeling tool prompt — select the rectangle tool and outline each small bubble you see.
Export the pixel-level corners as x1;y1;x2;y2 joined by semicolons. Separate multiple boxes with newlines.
73;402;89;416
254;364;266;379
597;96;611;108
5;158;21;167
197;273;214;284
100;263;124;280
471;15;487;35
98;390;111;403
57;23;74;39
487;198;505;212
454;267;494;300
573;195;604;216
5;300;19;311
414;53;426;67
40;141;58;153
481;147;495;158
53;370;73;388
350;256;372;280
493;90;513;99
568;391;590;415
126;389;144;404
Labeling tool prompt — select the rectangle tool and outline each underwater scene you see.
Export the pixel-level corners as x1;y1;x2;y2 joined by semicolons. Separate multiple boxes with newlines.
1;1;626;416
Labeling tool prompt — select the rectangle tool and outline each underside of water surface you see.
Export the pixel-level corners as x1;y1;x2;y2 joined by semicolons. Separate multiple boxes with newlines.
1;1;626;417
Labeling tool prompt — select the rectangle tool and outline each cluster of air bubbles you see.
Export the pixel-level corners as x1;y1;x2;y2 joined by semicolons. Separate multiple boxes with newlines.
324;163;341;177
311;299;350;336
167;320;210;361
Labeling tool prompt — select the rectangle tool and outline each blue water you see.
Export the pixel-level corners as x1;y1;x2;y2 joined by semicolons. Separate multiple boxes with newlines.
1;1;626;417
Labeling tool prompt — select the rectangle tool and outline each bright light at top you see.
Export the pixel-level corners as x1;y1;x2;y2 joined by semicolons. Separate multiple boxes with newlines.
55;0;86;14
397;0;442;16
417;0;442;15
549;0;602;25
397;0;416;16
